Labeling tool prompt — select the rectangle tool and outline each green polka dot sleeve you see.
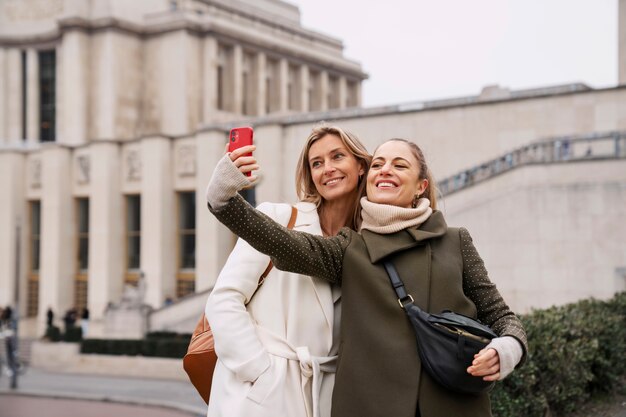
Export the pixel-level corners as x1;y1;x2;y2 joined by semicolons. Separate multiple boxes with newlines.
208;194;350;284
460;227;529;363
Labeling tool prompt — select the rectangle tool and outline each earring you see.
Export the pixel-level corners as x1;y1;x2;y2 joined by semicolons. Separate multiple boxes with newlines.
412;194;420;208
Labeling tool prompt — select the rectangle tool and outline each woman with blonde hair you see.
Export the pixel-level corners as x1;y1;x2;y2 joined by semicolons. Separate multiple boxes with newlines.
205;125;371;417
206;138;527;417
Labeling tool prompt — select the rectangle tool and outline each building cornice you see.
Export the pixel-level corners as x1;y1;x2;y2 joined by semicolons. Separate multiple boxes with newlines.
198;84;626;130
0;12;367;80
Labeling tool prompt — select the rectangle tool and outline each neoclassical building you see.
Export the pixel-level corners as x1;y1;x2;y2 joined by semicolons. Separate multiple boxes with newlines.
1;0;626;337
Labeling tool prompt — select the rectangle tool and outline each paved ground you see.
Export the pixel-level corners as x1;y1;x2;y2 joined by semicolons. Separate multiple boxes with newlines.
0;368;206;417
1;396;198;417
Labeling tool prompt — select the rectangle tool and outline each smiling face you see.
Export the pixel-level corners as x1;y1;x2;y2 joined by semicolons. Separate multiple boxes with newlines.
366;140;428;208
308;134;365;203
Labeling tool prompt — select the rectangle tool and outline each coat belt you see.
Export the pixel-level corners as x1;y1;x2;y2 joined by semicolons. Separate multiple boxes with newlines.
256;325;337;417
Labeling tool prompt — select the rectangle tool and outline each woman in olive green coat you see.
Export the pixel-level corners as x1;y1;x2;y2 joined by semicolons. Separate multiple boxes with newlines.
206;139;528;417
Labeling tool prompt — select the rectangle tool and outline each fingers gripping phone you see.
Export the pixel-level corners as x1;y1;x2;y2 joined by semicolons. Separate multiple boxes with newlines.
228;126;254;176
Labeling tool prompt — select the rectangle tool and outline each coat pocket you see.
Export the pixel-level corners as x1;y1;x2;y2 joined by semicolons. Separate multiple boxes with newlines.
246;357;275;404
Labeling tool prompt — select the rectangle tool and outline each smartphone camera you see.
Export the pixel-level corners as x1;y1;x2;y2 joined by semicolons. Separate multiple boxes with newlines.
231;130;239;142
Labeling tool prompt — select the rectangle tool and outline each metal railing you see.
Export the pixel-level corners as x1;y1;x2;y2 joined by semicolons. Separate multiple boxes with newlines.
438;131;626;197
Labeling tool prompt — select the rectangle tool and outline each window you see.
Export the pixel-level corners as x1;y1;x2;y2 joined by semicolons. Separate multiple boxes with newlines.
21;50;27;141
265;77;271;114
308;70;320;111
177;192;196;298
217;65;224;111
39;50;56;142
288;64;298;111
28;201;41;317
265;58;279;113
347;80;358;108
242;71;249;115
76;198;89;272
328;76;339;109
178;192;196;270
125;195;141;282
75;198;89;309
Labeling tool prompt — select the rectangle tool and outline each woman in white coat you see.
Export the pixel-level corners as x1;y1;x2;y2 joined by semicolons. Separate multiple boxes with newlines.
205;126;371;417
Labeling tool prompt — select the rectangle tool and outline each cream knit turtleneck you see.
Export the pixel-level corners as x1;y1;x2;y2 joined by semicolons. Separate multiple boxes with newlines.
359;197;433;234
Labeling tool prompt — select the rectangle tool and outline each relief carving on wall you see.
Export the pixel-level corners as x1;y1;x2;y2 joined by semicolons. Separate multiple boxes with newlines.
126;150;142;182
30;159;42;189
177;145;196;177
3;0;63;21
76;155;90;185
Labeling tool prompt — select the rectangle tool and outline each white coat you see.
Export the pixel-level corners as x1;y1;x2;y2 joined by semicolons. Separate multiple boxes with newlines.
206;201;341;417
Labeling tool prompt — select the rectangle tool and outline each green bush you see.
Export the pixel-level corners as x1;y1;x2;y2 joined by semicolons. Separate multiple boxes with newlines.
492;291;626;417
80;336;189;359
63;326;82;342
44;325;62;342
146;331;192;341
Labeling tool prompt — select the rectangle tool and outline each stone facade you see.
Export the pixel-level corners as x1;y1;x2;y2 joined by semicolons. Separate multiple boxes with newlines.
0;0;625;337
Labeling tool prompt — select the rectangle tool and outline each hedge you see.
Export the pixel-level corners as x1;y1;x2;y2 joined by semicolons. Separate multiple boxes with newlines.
80;336;189;359
491;291;626;417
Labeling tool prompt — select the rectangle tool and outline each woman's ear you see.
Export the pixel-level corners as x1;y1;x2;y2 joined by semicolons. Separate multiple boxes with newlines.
359;162;366;177
418;179;429;195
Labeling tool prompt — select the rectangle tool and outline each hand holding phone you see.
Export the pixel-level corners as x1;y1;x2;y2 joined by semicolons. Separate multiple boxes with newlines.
228;127;257;178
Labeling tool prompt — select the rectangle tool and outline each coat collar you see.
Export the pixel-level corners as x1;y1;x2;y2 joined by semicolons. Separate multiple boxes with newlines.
361;210;448;263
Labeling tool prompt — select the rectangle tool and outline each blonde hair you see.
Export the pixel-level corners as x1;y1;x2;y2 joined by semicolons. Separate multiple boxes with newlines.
295;125;371;230
382;138;438;210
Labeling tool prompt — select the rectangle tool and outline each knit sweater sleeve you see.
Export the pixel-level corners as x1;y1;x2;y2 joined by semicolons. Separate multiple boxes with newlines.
208;194;349;284
459;227;529;366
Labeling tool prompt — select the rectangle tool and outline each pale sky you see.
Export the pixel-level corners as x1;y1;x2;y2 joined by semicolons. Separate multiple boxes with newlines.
288;0;618;107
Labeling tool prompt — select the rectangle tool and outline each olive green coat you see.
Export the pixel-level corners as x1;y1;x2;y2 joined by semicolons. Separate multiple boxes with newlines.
210;195;528;417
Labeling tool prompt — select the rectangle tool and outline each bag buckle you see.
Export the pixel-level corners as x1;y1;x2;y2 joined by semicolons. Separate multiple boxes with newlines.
397;294;414;308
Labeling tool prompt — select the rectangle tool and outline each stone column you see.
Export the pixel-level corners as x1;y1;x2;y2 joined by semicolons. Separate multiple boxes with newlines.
0;153;26;308
6;48;22;142
60;30;90;145
160;30;188;136
231;44;243;114
299;65;309;112
26;49;39;144
202;37;218;123
338;76;348;109
88;142;123;320
195;129;235;291
278;58;288;113
254;52;267;116
92;32;115;140
319;70;329;112
39;146;75;328
617;0;626;84
140;136;175;307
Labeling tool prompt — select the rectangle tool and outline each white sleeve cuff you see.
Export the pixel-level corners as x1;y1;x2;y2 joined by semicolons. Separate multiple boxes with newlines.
206;153;251;209
486;335;524;380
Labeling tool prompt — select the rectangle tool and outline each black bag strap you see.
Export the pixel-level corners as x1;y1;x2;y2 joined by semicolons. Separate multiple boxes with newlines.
382;260;415;309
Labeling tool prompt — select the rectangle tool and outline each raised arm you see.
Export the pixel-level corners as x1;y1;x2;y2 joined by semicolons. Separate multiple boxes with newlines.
206;151;350;284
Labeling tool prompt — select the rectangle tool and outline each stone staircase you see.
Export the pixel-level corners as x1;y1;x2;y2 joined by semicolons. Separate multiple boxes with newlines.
148;289;211;334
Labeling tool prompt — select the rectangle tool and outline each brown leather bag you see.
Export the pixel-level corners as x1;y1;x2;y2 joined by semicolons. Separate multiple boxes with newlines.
183;206;297;404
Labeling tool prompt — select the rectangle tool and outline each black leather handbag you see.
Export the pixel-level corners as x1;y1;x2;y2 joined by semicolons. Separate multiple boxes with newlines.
382;260;498;395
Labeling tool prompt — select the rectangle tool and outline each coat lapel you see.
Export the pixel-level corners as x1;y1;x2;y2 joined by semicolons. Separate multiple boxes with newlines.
361;210;448;263
294;202;336;336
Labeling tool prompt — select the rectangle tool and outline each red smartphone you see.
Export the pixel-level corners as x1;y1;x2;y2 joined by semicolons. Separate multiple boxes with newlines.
228;126;254;176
